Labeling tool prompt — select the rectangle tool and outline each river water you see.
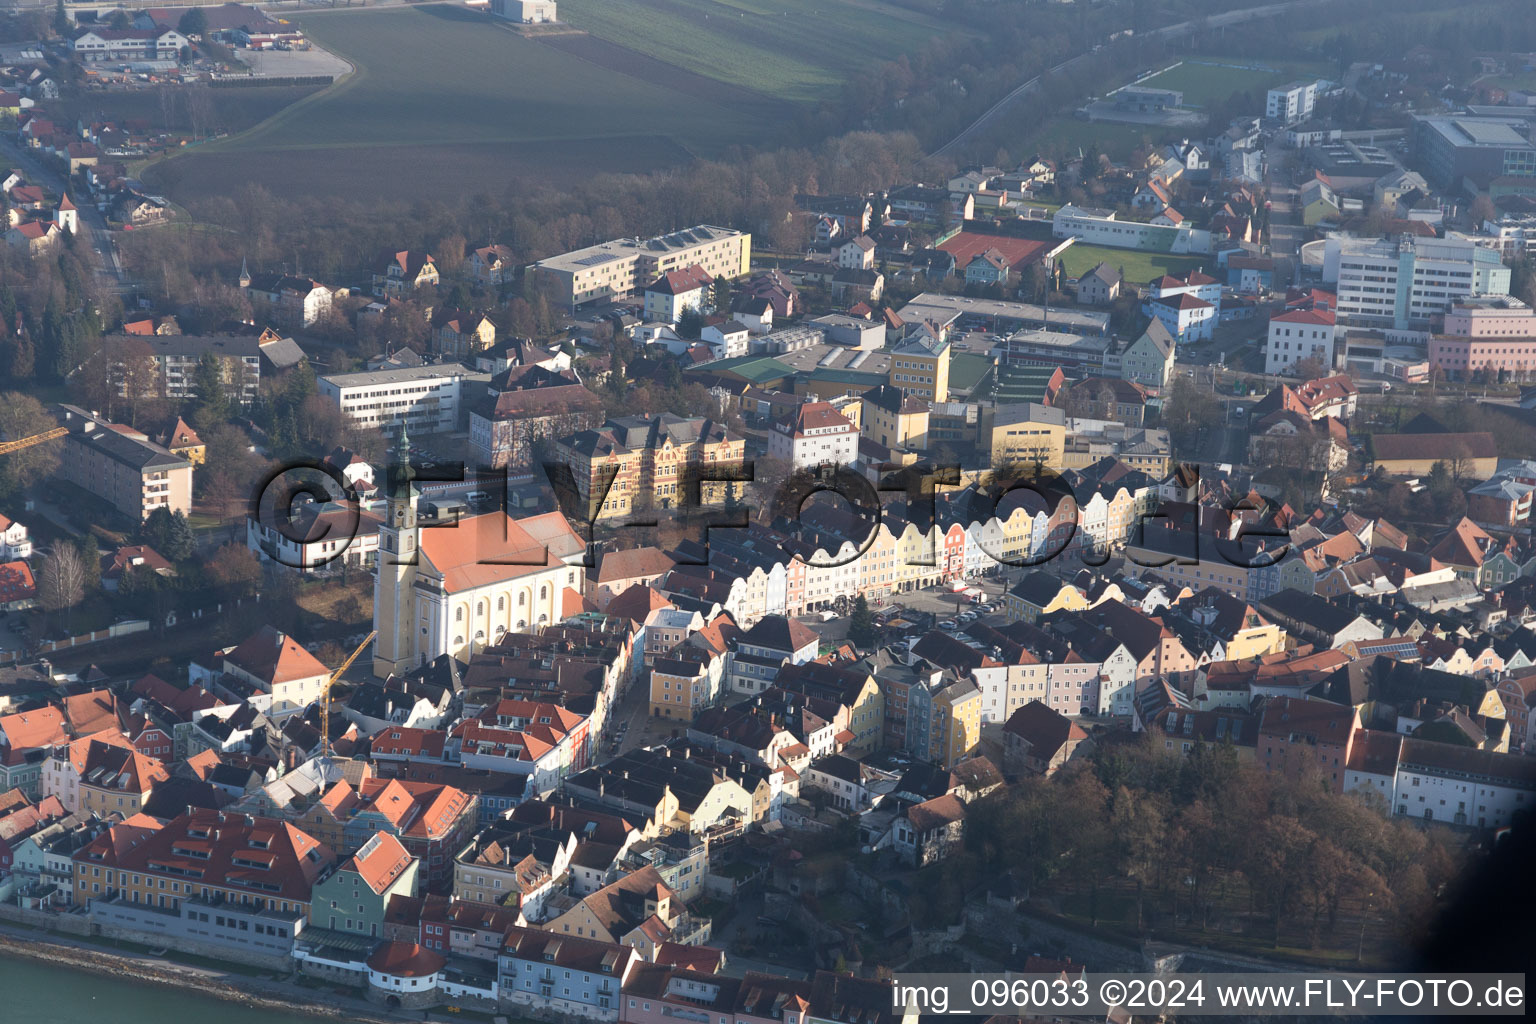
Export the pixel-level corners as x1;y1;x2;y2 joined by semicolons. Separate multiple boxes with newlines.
0;956;327;1024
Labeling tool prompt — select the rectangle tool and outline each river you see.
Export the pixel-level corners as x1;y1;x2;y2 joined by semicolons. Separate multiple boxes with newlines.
0;956;327;1024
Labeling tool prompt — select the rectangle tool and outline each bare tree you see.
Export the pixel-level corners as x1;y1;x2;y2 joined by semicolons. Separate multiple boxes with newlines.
38;543;88;631
0;391;62;499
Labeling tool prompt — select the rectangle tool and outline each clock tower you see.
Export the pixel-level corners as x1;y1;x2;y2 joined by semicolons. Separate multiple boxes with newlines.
373;425;420;677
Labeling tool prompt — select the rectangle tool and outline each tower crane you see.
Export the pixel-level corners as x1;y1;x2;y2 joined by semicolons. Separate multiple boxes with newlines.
0;427;68;457
320;630;376;757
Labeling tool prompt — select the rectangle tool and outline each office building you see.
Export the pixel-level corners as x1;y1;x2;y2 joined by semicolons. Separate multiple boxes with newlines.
1325;234;1511;330
319;363;490;434
1414;114;1536;189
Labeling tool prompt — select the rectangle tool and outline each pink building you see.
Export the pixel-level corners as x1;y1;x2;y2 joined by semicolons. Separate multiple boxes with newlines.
1443;299;1536;338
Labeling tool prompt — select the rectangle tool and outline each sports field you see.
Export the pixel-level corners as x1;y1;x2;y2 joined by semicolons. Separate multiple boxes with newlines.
1135;61;1291;108
1056;243;1206;287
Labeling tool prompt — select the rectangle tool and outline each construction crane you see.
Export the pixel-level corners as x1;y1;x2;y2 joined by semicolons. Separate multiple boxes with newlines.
320;630;376;757
0;426;68;457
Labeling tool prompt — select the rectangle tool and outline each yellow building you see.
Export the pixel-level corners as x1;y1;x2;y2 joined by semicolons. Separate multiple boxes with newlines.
932;678;983;767
889;329;951;403
549;413;745;522
860;383;929;450
1005;571;1088;624
987;402;1066;467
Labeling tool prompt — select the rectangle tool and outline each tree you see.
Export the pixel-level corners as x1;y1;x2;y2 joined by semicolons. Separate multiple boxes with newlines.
205;543;261;598
0;392;62;500
191;351;230;428
108;9;130;31
53;0;69;35
141;507;195;561
677;307;704;340
37;543;87;628
178;6;207;38
848;593;876;648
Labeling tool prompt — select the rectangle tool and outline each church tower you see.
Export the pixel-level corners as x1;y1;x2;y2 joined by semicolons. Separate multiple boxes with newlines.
372;425;420;677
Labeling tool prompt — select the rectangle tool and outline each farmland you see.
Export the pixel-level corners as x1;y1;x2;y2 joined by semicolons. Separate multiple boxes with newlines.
555;0;958;103
144;0;967;201
1055;242;1207;286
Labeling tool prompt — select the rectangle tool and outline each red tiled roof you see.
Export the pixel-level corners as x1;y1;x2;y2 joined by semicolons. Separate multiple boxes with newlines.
349;831;415;894
225;625;328;685
367;941;445;977
1272;307;1335;326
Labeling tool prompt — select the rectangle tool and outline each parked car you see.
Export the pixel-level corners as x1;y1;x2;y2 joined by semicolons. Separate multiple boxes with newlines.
939;619;958;630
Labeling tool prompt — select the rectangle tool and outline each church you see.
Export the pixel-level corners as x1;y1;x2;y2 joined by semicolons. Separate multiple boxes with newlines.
373;433;587;677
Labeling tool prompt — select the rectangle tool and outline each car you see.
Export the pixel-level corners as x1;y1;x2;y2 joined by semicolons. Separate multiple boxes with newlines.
939;619;958;631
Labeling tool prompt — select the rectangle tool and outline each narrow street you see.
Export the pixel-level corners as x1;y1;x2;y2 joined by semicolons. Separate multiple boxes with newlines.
0;137;126;292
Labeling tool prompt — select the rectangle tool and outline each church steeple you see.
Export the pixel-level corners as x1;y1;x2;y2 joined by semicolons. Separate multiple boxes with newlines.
238;256;251;289
374;421;420;678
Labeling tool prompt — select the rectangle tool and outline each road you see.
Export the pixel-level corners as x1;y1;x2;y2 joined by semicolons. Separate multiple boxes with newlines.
0;137;125;291
930;0;1333;160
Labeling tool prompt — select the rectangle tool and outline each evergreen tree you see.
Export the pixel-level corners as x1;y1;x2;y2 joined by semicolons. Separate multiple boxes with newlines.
141;506;175;553
165;511;195;561
848;593;876;649
192;352;230;426
282;357;317;413
53;0;69;36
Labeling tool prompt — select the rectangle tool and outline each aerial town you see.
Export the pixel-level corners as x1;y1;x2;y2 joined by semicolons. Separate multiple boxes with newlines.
0;0;1533;1019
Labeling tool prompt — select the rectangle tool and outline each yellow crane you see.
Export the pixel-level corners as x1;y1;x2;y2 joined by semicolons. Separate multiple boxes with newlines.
320;630;376;757
0;426;68;457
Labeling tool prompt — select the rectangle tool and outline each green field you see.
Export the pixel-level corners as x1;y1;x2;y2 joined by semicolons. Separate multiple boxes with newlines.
1134;55;1335;108
1056;243;1207;286
556;0;959;102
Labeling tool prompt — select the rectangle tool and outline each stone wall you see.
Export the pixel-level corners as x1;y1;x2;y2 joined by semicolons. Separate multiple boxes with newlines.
0;902;92;936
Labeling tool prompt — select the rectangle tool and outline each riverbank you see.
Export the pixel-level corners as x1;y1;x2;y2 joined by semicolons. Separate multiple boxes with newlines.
0;924;406;1024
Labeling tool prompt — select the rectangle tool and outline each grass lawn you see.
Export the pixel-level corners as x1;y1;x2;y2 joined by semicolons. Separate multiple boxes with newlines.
1056;243;1207;285
557;0;958;103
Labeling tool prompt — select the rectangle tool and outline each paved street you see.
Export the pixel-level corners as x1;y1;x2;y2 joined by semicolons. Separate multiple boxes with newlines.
0;137;125;291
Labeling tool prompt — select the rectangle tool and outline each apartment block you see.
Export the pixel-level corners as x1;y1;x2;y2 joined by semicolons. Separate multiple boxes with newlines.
548;413;745;521
534;225;750;308
56;405;193;521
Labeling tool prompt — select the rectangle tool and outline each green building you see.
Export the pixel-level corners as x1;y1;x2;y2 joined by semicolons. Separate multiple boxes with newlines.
309;830;419;938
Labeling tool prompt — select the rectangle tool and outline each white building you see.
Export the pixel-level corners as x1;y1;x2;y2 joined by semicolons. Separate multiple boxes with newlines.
1265;307;1338;375
247;500;382;574
1053;204;1212;255
1346;731;1536;830
700;320;750;360
318;363;490;434
641;265;712;325
492;0;556;22
1324;234;1513;331
768;401;859;470
0;514;31;560
1266;80;1317;124
1145;293;1215;342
